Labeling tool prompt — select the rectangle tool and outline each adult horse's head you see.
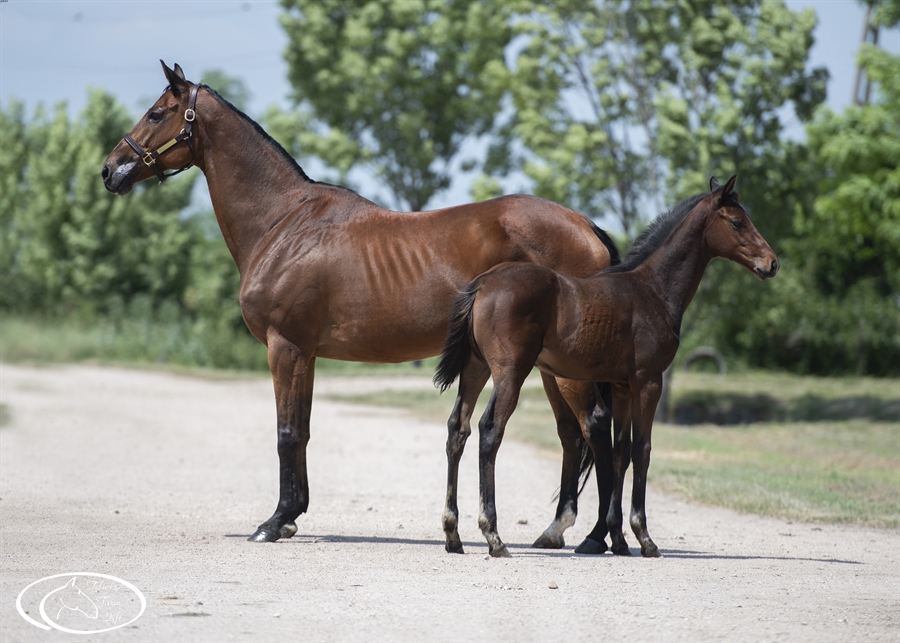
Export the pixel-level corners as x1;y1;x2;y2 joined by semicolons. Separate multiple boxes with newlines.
704;175;779;280
102;61;199;194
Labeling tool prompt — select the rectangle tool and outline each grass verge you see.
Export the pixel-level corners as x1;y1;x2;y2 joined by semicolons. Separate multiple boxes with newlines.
324;371;900;527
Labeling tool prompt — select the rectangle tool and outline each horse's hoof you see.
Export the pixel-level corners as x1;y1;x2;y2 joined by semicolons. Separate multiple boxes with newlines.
445;534;465;554
574;537;608;555
248;527;280;542
532;532;565;549
641;543;661;558
490;545;512;558
279;522;298;539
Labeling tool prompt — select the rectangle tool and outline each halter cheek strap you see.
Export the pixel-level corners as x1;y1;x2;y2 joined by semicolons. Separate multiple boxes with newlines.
123;83;200;183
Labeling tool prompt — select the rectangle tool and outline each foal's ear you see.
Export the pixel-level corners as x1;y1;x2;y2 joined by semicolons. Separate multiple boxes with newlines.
160;60;189;97
709;176;720;192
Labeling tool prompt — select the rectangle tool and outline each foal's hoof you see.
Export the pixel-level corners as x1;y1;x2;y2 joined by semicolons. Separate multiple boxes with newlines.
445;534;465;554
574;537;608;555
279;522;298;539
248;527;280;543
532;532;565;550
490;545;512;558
641;542;661;558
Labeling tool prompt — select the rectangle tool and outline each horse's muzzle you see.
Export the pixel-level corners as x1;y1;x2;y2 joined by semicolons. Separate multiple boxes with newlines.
101;161;137;195
755;258;779;280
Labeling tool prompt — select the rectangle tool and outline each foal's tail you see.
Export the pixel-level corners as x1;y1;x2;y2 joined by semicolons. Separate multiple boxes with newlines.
434;280;483;393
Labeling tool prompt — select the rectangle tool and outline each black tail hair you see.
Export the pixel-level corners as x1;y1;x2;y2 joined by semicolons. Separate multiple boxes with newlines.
433;280;483;393
589;221;621;266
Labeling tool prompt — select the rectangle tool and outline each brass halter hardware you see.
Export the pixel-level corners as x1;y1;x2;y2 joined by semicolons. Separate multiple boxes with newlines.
122;84;200;183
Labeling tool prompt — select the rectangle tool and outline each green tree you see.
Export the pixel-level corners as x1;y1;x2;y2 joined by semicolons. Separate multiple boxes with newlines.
274;0;513;210
0;89;197;314
720;1;900;375
489;0;825;237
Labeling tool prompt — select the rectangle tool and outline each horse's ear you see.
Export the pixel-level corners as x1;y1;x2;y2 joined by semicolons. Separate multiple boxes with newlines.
722;175;737;198
709;176;720;192
160;60;189;97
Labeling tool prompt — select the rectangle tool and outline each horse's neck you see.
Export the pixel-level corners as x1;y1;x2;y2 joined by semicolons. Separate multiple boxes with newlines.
638;208;712;324
193;94;321;272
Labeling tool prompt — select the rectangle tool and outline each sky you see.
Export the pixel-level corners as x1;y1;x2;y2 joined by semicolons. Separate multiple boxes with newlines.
2;0;898;211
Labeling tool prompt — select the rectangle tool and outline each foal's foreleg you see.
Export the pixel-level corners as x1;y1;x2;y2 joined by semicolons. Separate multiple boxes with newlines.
249;329;315;543
629;379;663;557
607;385;633;555
443;359;490;554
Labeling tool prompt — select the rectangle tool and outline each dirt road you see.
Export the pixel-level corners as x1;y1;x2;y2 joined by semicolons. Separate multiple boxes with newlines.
1;364;897;642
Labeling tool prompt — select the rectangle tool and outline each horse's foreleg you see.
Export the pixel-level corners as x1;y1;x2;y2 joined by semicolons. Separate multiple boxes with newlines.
565;382;615;556
629;377;662;557
443;359;490;554
607;384;633;555
249;329;315;543
532;376;590;551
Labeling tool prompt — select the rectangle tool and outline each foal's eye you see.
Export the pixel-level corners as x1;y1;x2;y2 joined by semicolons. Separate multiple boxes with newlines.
147;111;163;123
731;219;744;231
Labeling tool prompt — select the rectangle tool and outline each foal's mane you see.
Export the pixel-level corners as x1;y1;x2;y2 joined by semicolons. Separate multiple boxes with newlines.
604;191;709;274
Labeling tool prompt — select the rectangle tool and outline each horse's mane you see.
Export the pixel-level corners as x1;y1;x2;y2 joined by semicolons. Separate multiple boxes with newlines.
193;85;360;197
604;191;709;273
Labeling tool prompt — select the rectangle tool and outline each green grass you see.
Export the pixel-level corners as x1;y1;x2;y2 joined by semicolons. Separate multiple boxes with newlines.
0;313;439;377
324;371;900;527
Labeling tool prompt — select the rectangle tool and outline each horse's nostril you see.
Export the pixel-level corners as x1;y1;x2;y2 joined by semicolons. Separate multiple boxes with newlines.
771;259;779;274
101;165;110;180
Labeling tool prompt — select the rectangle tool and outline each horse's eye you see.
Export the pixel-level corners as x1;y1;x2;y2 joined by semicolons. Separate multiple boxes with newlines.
147;111;163;123
731;219;744;231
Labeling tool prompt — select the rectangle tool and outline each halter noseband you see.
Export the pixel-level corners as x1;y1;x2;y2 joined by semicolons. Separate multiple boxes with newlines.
123;84;200;183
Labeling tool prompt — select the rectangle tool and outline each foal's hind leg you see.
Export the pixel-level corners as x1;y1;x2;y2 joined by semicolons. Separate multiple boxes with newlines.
443;359;490;554
477;369;530;558
249;329;316;543
532;374;589;550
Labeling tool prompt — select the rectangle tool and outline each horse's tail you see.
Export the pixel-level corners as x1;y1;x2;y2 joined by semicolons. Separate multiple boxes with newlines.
576;382;614;497
434;280;483;393
589;220;621;266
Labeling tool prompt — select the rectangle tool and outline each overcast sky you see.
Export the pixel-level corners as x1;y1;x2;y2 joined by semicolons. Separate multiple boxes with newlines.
2;0;897;210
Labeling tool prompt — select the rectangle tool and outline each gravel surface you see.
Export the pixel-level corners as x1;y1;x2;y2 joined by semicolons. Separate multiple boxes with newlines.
1;364;897;642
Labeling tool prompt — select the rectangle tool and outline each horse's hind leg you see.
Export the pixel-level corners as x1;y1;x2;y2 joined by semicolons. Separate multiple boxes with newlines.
532;374;588;550
249;329;315;543
443;359;490;554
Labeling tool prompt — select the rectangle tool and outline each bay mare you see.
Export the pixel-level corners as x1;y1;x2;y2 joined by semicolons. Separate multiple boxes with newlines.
435;176;779;557
102;61;618;547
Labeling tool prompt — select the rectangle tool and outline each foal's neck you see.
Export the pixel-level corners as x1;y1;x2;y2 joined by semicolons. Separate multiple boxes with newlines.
638;207;712;328
192;91;322;273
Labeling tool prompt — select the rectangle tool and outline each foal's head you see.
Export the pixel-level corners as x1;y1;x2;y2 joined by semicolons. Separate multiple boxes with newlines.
703;176;779;280
102;61;198;195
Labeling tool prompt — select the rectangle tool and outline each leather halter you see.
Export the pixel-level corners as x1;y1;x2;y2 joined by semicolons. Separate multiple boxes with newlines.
123;84;200;183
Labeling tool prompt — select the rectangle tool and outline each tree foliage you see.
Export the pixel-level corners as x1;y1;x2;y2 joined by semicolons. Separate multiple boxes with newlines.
485;0;825;237
0;90;197;314
274;0;513;210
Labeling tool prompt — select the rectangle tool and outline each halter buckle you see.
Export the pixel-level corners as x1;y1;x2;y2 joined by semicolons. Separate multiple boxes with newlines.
141;152;156;166
184;108;196;122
